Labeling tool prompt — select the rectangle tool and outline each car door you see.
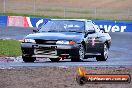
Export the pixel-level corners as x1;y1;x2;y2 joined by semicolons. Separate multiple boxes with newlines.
85;21;101;53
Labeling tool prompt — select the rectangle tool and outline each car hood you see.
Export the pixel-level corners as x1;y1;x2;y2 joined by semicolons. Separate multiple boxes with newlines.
25;32;85;42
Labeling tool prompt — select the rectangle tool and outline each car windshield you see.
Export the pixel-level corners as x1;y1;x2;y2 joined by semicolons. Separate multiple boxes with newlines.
39;20;85;33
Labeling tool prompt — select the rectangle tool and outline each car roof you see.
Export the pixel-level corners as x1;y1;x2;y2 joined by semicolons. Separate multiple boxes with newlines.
51;19;90;21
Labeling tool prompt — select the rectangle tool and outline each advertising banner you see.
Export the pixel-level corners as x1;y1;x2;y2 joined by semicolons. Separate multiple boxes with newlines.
7;16;29;27
25;17;132;32
0;16;131;32
92;20;132;32
26;17;50;28
0;16;7;26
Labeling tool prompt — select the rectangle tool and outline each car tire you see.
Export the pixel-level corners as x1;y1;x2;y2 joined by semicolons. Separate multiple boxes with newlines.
96;43;108;61
49;58;60;62
71;44;85;62
22;56;36;62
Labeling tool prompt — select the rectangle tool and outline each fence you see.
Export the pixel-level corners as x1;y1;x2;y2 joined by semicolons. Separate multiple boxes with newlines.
0;0;132;20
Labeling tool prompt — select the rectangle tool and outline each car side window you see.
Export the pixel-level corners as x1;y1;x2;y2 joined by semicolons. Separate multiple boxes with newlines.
94;25;100;33
86;21;95;31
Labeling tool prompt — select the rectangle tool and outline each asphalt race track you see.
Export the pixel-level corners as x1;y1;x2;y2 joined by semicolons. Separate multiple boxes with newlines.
0;27;132;67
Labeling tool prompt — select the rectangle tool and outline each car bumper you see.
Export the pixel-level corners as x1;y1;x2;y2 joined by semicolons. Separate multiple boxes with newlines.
21;43;80;58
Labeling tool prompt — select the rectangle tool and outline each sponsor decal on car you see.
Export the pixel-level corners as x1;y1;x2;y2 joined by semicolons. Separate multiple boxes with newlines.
92;37;95;47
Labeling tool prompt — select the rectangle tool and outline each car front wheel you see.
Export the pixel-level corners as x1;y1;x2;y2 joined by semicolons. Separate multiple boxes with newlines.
71;44;85;62
96;43;108;61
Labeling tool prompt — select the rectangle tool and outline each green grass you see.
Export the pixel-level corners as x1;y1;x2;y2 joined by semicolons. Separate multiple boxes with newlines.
1;12;132;21
0;40;21;57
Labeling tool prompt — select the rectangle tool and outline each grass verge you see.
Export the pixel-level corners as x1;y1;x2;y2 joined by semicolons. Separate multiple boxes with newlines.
0;12;132;21
0;40;21;57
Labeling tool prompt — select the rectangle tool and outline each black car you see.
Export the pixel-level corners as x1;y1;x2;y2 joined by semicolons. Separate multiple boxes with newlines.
21;19;111;62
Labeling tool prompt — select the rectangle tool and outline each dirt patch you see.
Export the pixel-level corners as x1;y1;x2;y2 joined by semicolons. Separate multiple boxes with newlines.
3;0;132;9
0;67;131;88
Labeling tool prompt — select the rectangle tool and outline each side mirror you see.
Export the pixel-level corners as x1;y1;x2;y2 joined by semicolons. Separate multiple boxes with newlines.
84;30;95;37
85;30;95;34
32;27;39;33
100;28;107;33
33;29;38;33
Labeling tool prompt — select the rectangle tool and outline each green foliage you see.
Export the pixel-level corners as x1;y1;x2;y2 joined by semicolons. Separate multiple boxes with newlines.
0;12;132;21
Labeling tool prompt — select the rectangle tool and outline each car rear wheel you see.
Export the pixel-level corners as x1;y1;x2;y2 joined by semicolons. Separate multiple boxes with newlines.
22;56;36;62
49;58;60;62
96;43;108;61
71;44;85;62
